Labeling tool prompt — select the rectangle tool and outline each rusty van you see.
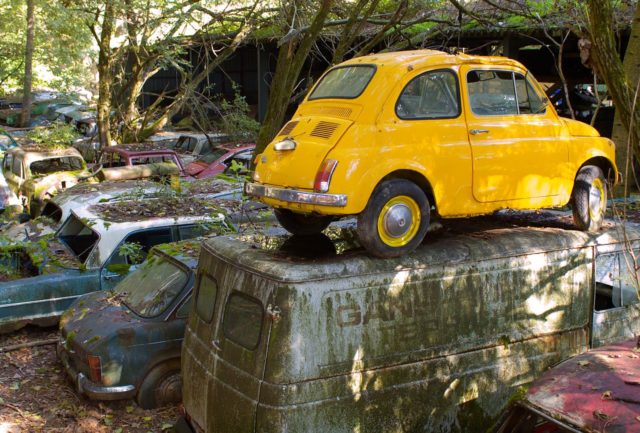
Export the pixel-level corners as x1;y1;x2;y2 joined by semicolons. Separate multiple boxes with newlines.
175;220;640;433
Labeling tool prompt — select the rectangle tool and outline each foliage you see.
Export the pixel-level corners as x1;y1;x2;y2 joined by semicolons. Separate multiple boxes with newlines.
0;0;94;93
215;86;260;142
25;122;79;148
118;241;145;265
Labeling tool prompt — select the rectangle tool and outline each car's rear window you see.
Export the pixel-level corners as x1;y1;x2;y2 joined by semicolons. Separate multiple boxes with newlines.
308;65;376;100
118;254;189;318
223;293;263;350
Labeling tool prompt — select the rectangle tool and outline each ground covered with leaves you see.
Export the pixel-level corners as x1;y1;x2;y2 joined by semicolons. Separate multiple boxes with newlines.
0;327;178;433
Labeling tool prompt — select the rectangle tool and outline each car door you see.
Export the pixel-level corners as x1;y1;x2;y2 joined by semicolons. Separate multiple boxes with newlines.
100;227;174;290
462;65;570;204
592;241;640;347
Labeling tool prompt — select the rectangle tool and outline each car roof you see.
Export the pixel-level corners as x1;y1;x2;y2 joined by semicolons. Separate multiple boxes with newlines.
9;145;84;160
339;49;524;71
104;143;179;156
524;338;640;432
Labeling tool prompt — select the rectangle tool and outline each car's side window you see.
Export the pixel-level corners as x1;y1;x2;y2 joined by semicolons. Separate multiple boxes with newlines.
11;157;23;178
108;228;174;267
467;70;518;116
595;250;640;311
396;69;460;119
515;73;547;114
3;154;12;172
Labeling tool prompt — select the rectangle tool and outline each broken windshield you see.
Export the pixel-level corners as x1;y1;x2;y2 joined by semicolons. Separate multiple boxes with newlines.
308;65;376;100
57;214;99;265
30;156;84;176
117;254;189;318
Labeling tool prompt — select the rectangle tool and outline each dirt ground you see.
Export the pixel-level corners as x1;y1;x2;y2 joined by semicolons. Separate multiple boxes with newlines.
0;327;178;433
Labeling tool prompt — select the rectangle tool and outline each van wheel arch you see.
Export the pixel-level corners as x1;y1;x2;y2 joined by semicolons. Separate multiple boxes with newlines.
136;358;182;409
379;170;438;216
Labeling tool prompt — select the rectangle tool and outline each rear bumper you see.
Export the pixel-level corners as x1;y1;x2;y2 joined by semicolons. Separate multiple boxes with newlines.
245;182;347;207
57;341;136;400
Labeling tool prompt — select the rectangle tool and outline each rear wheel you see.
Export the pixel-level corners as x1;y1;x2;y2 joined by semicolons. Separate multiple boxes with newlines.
356;179;430;258
136;359;182;409
274;209;333;235
572;165;607;232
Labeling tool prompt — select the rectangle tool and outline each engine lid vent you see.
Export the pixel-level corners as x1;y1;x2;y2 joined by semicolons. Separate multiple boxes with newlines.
310;121;339;139
278;121;299;137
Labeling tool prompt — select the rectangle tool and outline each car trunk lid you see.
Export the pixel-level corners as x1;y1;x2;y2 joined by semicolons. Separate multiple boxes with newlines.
253;115;353;190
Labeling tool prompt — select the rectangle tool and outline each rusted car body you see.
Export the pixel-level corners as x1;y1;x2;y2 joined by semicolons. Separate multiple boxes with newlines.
58;241;200;409
0;196;233;333
495;338;640;433
176;221;640;433
2;146;89;217
98;144;186;177
185;143;255;179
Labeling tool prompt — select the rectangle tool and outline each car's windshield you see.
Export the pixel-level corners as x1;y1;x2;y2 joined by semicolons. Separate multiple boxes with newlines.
30;156;84;175
309;65;376;100
117;254;189;318
197;148;227;164
57;214;99;264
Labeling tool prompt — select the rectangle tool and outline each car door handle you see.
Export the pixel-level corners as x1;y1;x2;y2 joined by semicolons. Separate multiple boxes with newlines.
470;129;490;135
102;272;120;280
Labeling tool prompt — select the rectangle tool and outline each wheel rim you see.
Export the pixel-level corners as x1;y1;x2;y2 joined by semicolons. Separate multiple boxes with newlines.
588;177;606;221
155;373;181;405
377;195;421;247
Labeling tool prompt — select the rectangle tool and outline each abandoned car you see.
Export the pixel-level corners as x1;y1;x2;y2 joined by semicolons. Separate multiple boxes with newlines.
185;143;255;179
246;50;618;257
58;240;200;409
98;143;186;177
0;197;233;333
494;338;640;433
175;220;640;433
2;145;90;217
173;133;226;165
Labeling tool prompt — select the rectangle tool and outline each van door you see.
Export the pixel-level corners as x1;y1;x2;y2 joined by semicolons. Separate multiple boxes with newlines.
183;255;273;433
592;243;640;347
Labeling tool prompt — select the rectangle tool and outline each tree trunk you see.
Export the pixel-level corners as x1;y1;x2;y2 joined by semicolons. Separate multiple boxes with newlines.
610;3;640;192
97;0;115;147
20;0;35;128
255;0;333;155
586;0;640;175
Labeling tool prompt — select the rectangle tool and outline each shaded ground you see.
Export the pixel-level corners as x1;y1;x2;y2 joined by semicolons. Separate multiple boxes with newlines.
0;327;178;433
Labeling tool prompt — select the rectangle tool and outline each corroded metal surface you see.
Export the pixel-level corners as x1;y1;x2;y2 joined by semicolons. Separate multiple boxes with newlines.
526;338;640;433
180;224;640;433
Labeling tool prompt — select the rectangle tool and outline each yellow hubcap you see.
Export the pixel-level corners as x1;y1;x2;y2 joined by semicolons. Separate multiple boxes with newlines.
589;178;606;221
377;195;421;247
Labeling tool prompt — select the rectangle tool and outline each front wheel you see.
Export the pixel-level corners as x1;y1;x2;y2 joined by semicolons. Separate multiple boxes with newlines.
356;179;430;258
136;359;182;409
572;165;607;232
274;209;333;235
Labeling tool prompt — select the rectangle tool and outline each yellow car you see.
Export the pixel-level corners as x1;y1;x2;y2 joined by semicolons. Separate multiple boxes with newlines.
246;50;618;257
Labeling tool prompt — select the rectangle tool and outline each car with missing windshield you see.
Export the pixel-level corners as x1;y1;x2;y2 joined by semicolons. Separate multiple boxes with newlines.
2;145;90;217
0;196;237;333
246;49;618;258
185;143;255;179
57;240;201;409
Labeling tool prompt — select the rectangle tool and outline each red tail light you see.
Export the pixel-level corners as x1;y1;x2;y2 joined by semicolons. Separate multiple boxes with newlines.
87;355;102;383
314;159;338;193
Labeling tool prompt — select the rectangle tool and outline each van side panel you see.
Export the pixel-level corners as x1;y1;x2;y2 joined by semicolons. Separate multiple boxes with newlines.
259;247;592;432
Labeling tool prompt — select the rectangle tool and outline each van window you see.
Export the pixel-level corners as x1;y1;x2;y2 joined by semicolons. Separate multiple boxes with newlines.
223;293;263;350
196;275;218;322
595;250;640;311
3;154;12;172
396;69;460;119
11;157;23;178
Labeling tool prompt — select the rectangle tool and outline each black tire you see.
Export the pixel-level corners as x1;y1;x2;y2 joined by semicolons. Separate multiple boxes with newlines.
274;209;333;235
136;359;182;409
572;165;607;232
356;179;430;258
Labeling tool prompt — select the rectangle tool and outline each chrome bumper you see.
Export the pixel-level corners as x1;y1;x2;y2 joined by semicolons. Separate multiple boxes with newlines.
245;182;347;207
57;341;136;400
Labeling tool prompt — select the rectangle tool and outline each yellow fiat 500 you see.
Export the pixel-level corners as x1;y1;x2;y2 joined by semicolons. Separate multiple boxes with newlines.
246;50;618;257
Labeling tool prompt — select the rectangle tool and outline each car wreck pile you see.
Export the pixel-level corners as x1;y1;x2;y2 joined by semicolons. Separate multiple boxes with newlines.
1;49;638;433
